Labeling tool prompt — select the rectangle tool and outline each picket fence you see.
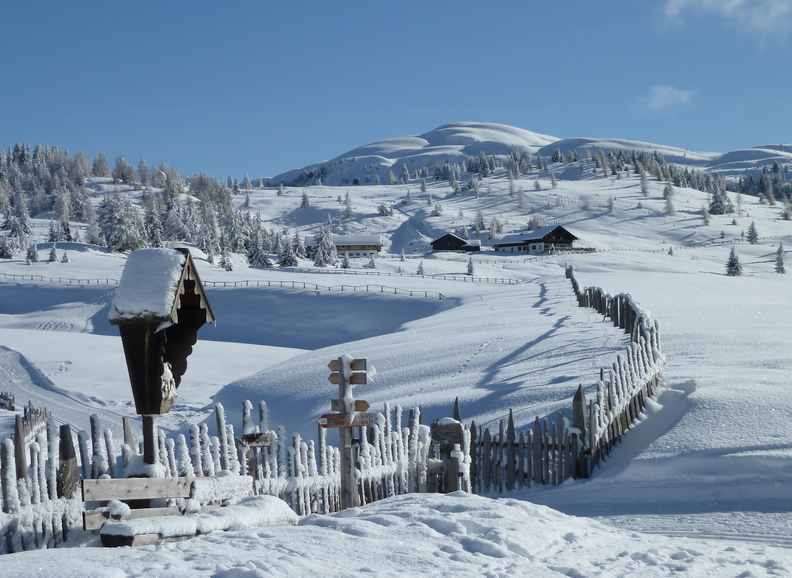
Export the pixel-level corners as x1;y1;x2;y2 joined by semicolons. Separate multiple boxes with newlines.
287;266;523;285
0;399;467;553
466;267;665;494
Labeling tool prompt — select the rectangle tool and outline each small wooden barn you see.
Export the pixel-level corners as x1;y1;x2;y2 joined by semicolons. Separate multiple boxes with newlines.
109;247;215;415
431;233;480;253
493;225;578;255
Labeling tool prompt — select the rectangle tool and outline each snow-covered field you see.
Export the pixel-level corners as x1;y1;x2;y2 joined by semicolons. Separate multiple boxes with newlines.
2;158;792;573
5;492;792;577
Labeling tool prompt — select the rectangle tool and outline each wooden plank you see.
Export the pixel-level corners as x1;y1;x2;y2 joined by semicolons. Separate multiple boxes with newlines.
84;506;181;531
14;415;27;479
82;477;192;502
319;413;377;428
101;532;162;547
328;358;367;372
239;432;274;447
331;399;370;412
328;372;367;385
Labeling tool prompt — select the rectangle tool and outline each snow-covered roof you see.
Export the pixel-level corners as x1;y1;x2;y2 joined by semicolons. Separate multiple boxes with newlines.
333;234;383;246
494;225;577;246
108;248;187;322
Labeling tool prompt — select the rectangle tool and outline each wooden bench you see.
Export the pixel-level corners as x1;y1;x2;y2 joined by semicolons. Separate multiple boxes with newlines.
82;477;192;533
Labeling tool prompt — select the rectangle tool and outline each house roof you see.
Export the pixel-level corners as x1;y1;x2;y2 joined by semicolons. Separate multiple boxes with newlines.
494;225;578;246
333;234;383;246
431;232;468;245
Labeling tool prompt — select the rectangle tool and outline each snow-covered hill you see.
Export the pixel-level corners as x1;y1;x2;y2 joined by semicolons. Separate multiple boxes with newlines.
273;121;790;185
272;122;557;185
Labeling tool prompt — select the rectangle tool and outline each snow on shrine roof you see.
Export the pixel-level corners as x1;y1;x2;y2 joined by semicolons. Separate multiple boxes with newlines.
109;248;187;322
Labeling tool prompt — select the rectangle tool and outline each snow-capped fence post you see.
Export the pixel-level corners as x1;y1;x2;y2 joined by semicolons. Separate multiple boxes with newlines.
57;425;79;499
13;415;27;480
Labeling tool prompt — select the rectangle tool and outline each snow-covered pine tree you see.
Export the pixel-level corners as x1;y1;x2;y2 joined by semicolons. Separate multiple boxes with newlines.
416;261;424;275
467;257;474;276
341;253;350;269
26;244;38;262
474;210;486;231
343;192;353;219
61;251;69;263
278;237;298;267
365;255;376;269
420;178;427;194
668;247;674;256
747;221;759;244
48;246;57;262
534;180;541;192
775;243;785;274
400;249;406;262
550;172;557;188
663;183;674;200
0;236;11;259
640;171;649;197
313;226;337;267
702;205;710;225
726;247;742;276
664;197;676;216
300;191;310;208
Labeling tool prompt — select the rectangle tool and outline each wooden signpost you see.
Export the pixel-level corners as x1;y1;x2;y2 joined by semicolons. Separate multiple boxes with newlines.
320;356;372;509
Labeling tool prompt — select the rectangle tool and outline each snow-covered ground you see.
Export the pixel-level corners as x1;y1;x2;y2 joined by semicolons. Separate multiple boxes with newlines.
3;162;792;571
5;492;792;577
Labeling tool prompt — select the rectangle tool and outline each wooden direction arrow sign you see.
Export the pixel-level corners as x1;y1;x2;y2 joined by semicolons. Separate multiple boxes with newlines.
319;412;377;428
328;372;367;385
328;358;367;372
239;431;274;447
331;399;370;412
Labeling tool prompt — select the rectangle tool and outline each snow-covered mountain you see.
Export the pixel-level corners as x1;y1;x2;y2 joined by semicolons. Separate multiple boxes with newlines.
273;121;790;185
272;122;557;186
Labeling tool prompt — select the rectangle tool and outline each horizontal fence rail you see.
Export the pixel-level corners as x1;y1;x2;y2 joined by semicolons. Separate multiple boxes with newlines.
0;273;445;301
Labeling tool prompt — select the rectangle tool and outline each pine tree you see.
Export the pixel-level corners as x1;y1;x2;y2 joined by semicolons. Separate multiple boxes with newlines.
300;191;310;208
365;255;376;269
341;253;350;269
640;171;649;197
93;153;110;177
775;243;785;274
26;244;38;263
0;236;12;259
278;238;298;267
61;251;70;263
400;249;406;262
702;205;710;225
665;197;676;216
313;226;337;267
48;246;57;262
663;183;674;200
467;256;474;276
343;192;353;219
726;247;742;276
550;172;557;189
474;210;486;231
747;221;759;244
534;180;541;192
420;178;427;194
416;261;424;275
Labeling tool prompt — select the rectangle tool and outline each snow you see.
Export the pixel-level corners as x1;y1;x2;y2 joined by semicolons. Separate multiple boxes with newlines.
7;493;792;577
108;248;186;322
5;147;792;567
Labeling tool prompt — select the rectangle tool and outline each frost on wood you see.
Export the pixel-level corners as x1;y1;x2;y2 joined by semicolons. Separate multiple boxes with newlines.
100;495;296;540
108;248;187;322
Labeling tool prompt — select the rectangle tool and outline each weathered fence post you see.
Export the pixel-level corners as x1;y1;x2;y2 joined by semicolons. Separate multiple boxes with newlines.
14;415;27;479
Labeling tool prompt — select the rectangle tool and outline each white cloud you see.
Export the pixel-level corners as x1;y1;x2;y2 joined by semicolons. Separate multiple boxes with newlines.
645;84;694;112
664;0;792;39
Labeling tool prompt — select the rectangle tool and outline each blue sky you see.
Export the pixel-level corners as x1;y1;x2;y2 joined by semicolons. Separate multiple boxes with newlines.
1;1;789;177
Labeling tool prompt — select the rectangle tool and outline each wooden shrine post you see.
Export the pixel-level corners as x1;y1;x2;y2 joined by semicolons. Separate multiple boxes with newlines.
320;356;374;509
109;248;215;470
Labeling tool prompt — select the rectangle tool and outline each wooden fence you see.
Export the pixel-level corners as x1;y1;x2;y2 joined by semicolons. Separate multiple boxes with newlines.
466;266;665;494
0;273;446;302
0;398;468;553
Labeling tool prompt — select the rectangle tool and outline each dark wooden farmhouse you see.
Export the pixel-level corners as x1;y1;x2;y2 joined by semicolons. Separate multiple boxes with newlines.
493;225;578;255
431;233;480;253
